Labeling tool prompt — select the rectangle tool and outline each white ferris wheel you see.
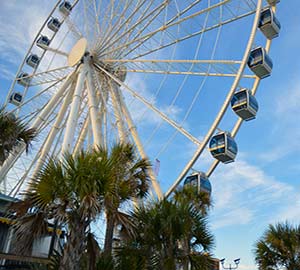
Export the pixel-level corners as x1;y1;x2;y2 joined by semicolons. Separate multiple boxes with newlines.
1;0;280;200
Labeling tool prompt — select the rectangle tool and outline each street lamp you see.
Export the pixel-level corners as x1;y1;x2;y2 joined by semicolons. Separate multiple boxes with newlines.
220;258;240;270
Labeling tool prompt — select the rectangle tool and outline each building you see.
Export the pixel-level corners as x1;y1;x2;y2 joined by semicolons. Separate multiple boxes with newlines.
0;193;64;268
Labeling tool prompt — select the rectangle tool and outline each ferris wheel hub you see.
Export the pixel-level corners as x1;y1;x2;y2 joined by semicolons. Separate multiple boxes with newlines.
68;38;88;67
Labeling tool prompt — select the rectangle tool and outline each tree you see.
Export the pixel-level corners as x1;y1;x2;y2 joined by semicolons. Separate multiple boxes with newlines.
254;222;300;270
173;184;212;216
101;143;151;256
10;143;151;270
11;150;111;270
0;107;36;165
116;191;215;270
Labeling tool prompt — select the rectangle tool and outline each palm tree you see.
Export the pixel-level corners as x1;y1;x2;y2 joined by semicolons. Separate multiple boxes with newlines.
11;150;111;270
10;143;151;270
254;222;300;270
100;143;151;256
0;107;36;165
174;184;212;215
116;193;215;270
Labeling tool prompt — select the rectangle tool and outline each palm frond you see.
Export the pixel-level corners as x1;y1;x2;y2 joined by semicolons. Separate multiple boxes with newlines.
0;106;36;164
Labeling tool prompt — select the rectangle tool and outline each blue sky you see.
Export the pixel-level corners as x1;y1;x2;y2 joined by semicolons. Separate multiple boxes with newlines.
0;1;300;269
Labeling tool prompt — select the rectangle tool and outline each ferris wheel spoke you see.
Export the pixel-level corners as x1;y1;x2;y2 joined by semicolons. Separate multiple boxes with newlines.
100;0;122;44
93;72;112;148
85;66;103;147
168;0;202;25
99;0;229;58
83;0;92;42
9;80;62;116
94;0;164;58
65;16;84;40
93;0;145;55
36;45;69;57
61;64;89;153
113;84;163;199
122;69;254;78
0;70;77;181
106;81;127;143
102;59;256;78
90;0;101;38
102;1;257;60
94;63;201;146
18;66;74;87
95;0;121;47
9;153;39;197
98;0;180;58
32;86;75;178
73;115;90;155
126;0;204;51
96;0;172;58
126;6;255;60
9;103;72;197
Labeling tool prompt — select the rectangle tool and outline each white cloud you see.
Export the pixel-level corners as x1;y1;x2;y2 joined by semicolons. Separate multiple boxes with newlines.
271;195;300;224
0;2;51;64
0;63;15;81
123;73;184;127
256;76;300;163
212;207;253;229
210;158;293;229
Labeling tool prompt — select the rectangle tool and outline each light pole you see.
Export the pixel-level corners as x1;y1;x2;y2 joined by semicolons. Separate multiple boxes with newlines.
220;258;240;270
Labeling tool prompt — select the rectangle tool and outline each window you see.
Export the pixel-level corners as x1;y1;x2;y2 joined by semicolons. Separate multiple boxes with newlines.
227;137;237;155
264;54;273;69
249;96;259;111
259;9;272;26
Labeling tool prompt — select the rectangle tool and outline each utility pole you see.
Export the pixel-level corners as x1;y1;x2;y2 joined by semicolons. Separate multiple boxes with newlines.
220;258;240;270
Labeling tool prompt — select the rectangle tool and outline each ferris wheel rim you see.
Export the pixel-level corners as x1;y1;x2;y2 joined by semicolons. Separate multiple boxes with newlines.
3;0;80;108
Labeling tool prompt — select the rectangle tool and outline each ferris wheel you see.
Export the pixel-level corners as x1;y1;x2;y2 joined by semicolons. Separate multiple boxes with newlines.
1;0;280;200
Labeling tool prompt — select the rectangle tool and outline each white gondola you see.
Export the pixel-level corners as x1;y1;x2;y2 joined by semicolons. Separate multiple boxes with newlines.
247;47;273;79
47;18;61;32
36;35;51;49
209;131;238;164
259;8;281;40
231;88;258;121
26;54;40;68
17;72;31;87
9;92;23;106
267;0;280;6
184;172;212;195
59;1;72;16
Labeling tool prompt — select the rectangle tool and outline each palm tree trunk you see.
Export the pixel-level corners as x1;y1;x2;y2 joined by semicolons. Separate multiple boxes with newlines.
59;219;86;270
104;212;115;256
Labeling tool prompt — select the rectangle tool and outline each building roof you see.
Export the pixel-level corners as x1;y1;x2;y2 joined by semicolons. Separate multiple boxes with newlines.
0;193;18;203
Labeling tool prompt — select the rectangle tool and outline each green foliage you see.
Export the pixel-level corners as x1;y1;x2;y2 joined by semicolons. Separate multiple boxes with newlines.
114;189;215;270
101;143;151;256
9;142;215;270
10;142;152;270
95;255;115;270
174;184;212;215
0;107;36;165
10;148;111;269
254;222;300;270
